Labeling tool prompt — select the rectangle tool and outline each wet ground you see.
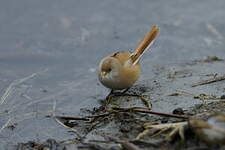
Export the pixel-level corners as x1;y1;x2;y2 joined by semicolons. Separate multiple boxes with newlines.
0;0;225;149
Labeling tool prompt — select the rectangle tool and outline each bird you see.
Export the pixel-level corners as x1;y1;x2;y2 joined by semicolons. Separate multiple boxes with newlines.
98;25;160;96
189;114;225;145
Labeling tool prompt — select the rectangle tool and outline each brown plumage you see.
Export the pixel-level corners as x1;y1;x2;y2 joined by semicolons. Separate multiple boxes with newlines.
98;25;160;91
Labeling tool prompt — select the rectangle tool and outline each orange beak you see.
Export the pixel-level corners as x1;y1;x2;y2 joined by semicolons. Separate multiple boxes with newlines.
101;71;107;77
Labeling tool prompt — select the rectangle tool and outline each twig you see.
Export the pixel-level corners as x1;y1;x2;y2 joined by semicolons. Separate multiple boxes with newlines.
54;114;83;140
88;140;111;144
104;135;142;150
53;107;188;128
54;115;90;121
191;74;225;87
78;143;106;150
129;140;159;148
52;101;83;140
0;119;11;134
87;111;115;119
112;107;189;119
176;90;222;102
0;69;48;105
119;141;142;150
144;122;188;129
89;139;159;148
206;23;224;40
134;94;152;110
137;122;187;140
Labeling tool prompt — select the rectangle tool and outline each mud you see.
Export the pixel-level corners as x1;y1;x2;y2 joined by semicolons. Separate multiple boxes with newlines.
11;58;225;150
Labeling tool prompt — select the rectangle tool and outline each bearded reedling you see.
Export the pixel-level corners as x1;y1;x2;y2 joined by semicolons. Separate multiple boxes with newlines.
98;25;160;96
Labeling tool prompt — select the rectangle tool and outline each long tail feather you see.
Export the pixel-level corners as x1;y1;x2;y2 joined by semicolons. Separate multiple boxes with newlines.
130;25;160;65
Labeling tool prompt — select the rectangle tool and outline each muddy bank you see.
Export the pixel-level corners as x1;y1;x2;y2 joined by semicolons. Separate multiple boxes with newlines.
13;100;225;150
11;57;225;150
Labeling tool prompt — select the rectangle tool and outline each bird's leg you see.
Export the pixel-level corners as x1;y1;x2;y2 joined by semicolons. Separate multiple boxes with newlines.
98;90;114;111
106;88;130;98
105;89;118;104
110;89;114;95
111;88;131;96
105;88;129;104
106;89;114;100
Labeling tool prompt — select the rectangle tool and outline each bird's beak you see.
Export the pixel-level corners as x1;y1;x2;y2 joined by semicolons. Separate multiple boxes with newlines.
101;71;107;77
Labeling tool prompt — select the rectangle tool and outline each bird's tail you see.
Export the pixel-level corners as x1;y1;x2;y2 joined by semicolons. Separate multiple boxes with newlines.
130;25;160;65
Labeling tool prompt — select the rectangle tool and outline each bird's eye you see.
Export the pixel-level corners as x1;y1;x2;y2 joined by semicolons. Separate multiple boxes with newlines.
107;68;112;72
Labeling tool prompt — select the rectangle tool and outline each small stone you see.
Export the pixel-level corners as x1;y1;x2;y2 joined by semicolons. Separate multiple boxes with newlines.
220;95;225;99
27;141;35;147
172;108;184;115
168;93;179;96
161;117;169;123
41;89;48;93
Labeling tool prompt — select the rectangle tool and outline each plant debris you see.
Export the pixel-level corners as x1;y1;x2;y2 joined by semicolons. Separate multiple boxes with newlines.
192;74;225;87
10;57;225;150
16;139;66;150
